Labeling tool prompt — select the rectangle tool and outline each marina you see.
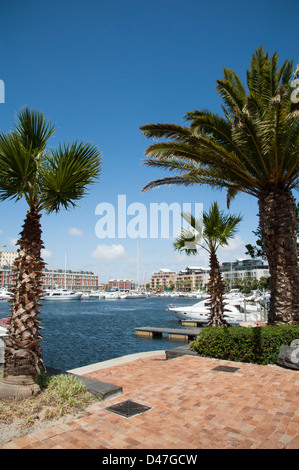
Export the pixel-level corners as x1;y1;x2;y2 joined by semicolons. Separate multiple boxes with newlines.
0;290;270;371
0;295;198;371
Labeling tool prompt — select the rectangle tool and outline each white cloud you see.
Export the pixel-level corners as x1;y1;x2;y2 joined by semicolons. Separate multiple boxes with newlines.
92;244;127;261
41;248;53;259
68;227;84;237
218;235;247;261
8;238;18;247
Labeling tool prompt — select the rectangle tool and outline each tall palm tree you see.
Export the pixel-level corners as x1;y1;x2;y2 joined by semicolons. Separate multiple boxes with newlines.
0;108;101;399
140;46;299;325
174;202;242;326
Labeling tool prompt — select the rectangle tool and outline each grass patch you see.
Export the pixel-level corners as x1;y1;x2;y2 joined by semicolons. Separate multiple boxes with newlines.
0;373;100;428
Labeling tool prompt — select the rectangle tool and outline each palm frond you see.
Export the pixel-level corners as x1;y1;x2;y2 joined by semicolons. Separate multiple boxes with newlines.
173;203;242;257
140;123;193;143
140;46;299;201
40;142;102;213
15;107;56;153
0;132;38;204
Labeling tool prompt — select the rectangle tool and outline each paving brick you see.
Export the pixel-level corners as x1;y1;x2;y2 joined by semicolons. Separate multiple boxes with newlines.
1;354;298;449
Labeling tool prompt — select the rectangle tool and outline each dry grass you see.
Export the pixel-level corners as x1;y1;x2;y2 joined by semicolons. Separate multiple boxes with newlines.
0;373;100;429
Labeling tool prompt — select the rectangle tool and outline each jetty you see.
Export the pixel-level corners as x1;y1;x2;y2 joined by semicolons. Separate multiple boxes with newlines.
135;326;200;342
180;320;205;327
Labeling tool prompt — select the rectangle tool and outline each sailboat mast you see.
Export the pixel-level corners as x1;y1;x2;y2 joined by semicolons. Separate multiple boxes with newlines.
64;252;67;288
137;242;139;290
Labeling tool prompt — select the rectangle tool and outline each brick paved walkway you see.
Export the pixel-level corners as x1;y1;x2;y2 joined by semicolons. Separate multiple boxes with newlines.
1;353;298;449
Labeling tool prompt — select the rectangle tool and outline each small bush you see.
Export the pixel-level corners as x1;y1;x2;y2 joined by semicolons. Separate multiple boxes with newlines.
190;324;299;365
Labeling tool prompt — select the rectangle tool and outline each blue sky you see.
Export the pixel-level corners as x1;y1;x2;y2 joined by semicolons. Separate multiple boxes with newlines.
0;0;298;284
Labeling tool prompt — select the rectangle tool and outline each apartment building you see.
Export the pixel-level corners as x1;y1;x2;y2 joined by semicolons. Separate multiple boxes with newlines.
150;269;177;290
108;279;135;291
149;259;269;291
176;266;210;291
0;265;98;291
42;268;98;291
220;258;270;283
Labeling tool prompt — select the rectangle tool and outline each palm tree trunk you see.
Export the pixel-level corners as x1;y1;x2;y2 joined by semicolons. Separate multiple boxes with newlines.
259;189;299;324
1;206;46;397
208;252;229;326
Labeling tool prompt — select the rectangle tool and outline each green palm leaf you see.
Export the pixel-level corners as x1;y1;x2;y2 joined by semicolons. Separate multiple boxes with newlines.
40;141;101;212
0;132;39;204
15;107;56;153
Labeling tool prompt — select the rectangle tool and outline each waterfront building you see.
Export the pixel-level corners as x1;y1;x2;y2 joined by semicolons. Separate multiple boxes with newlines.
42;268;98;291
150;269;177;290
220;258;269;284
176;266;210;291
108;279;136;291
0;265;16;286
0;264;98;291
149;259;269;292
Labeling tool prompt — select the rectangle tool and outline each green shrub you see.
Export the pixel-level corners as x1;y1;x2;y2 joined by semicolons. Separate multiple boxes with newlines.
190;325;299;365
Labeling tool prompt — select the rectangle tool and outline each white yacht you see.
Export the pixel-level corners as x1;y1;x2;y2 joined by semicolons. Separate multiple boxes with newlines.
104;291;125;299
168;295;266;324
0;287;13;301
81;291;105;299
123;291;148;299
42;288;83;301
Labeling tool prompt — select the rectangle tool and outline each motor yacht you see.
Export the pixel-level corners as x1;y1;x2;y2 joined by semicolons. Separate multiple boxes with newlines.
42;288;83;300
168;295;267;324
81;291;105;299
123;291;148;299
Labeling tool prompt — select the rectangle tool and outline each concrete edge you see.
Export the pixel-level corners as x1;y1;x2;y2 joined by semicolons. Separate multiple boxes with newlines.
45;366;123;402
67;350;166;375
68;373;123;401
165;344;200;360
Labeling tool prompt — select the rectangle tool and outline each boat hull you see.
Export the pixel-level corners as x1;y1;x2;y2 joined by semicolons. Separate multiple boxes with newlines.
42;289;83;300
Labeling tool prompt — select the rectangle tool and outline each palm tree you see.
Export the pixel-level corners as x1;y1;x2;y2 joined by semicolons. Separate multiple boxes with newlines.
246;202;299;262
140;46;299;325
174;202;242;326
0;108;101;399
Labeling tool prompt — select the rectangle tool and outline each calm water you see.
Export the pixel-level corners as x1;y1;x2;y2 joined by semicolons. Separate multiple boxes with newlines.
0;296;198;371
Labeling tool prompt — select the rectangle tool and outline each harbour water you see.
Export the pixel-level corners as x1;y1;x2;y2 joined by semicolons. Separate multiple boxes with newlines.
0;296;198;371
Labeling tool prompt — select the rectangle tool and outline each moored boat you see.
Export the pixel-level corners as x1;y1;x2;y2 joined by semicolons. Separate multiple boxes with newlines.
81;291;105;299
42;288;83;300
0;288;13;301
123;291;148;299
168;295;267;325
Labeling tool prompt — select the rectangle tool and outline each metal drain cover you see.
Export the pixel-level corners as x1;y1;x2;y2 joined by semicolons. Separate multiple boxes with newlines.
212;365;240;373
106;400;151;418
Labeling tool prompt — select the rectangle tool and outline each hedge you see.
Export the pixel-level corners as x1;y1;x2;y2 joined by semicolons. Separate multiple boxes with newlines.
190;325;299;365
